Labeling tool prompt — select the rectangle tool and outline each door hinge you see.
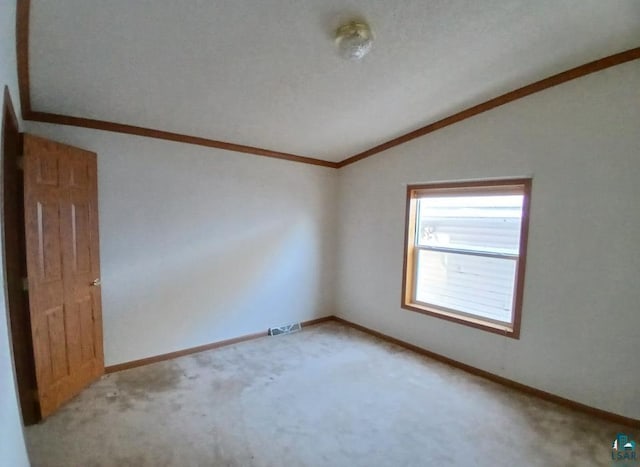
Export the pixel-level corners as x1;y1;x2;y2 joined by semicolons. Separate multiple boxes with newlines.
22;277;29;292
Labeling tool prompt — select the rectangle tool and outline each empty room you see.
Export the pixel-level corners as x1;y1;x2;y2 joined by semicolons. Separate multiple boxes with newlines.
1;0;639;466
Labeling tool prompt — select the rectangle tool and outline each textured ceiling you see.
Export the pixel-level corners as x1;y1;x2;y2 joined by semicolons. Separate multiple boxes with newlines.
29;0;640;162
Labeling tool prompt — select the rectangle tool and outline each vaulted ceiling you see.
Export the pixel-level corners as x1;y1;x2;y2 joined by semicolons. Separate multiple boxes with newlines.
27;0;640;163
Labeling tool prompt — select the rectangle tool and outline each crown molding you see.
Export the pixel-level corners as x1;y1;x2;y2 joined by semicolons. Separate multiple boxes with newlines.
25;111;339;168
16;0;640;170
337;46;640;168
14;0;338;168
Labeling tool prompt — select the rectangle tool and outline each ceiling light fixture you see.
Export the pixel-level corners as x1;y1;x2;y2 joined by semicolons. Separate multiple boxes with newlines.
335;21;373;61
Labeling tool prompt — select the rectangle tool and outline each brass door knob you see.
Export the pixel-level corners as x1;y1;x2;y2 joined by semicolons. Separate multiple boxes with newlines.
91;278;101;287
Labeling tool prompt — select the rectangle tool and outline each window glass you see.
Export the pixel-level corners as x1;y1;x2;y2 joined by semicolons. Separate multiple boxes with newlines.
416;195;524;255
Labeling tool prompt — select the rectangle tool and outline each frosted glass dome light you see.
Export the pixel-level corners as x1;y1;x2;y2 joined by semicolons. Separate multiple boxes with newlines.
335;22;373;61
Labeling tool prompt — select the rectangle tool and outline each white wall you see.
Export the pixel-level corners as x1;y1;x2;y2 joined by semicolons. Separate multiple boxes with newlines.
0;0;30;465
24;123;338;366
336;60;640;419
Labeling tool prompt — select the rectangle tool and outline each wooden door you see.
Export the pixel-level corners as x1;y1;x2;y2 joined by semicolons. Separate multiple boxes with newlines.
23;134;104;417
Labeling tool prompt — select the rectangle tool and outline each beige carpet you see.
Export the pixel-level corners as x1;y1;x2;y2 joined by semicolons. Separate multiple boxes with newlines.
25;321;629;466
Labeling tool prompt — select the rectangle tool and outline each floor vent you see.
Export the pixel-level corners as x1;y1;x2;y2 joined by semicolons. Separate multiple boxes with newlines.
268;322;302;336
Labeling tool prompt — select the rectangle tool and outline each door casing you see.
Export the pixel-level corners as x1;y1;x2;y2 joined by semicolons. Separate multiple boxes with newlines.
2;86;40;424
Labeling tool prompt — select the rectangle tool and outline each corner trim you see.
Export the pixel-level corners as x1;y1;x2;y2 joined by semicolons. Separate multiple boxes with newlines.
332;316;640;429
337;46;640;167
104;316;334;373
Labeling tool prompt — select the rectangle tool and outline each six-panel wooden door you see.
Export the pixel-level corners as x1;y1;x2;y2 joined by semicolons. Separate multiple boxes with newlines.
23;134;104;417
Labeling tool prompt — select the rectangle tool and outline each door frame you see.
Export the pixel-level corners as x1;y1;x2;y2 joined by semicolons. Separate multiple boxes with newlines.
2;86;39;424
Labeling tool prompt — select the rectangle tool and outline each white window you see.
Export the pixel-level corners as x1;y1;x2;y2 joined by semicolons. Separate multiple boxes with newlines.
402;179;531;338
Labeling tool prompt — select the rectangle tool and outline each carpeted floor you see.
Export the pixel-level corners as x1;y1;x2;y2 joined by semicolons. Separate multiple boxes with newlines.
25;321;629;467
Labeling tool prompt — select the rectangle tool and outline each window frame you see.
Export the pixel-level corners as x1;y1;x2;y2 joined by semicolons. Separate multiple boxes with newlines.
401;178;532;339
